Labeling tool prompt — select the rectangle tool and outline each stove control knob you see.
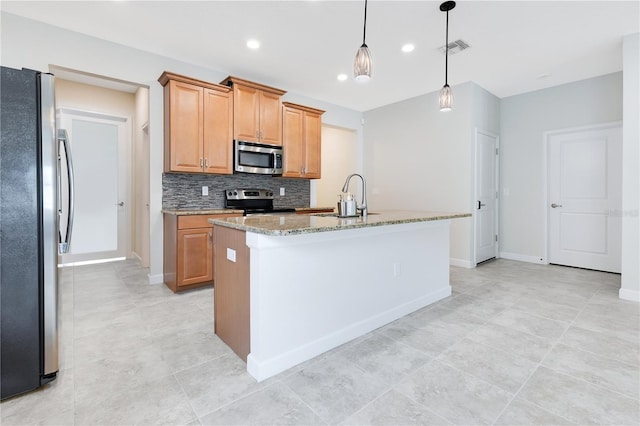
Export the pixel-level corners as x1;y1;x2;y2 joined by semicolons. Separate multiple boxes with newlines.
268;191;273;197
227;191;232;196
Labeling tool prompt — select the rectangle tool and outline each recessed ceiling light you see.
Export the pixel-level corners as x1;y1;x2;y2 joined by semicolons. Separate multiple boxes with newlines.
246;39;260;50
337;74;348;81
401;44;415;53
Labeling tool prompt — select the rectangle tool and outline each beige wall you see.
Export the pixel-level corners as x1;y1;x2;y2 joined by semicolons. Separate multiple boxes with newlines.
134;87;150;267
56;79;135;118
316;126;358;208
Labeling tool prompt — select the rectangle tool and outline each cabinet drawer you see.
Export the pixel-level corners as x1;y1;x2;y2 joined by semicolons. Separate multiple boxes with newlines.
178;214;240;230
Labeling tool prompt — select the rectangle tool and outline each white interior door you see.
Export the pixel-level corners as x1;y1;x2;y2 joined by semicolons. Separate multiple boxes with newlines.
475;129;499;264
548;124;622;273
58;109;130;264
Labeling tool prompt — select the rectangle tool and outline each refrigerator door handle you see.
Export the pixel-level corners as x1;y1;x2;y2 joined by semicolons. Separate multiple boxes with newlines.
58;129;74;254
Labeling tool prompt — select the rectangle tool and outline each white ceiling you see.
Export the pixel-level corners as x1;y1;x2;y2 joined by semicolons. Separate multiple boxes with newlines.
2;1;638;111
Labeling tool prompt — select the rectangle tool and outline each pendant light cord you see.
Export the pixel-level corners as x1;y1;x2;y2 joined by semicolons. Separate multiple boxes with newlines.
444;9;449;85
362;0;368;46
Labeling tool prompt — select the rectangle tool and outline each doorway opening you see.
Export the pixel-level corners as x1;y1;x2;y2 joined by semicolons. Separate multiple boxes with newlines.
314;125;359;207
51;66;150;267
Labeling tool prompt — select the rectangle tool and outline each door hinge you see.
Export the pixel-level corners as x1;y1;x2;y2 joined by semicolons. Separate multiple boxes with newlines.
495;235;498;242
495;147;499;155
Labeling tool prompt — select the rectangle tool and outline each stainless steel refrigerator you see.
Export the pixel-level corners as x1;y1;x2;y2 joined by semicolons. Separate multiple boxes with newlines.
1;66;74;400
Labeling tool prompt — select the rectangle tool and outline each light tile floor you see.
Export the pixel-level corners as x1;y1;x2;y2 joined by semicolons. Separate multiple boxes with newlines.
1;259;638;425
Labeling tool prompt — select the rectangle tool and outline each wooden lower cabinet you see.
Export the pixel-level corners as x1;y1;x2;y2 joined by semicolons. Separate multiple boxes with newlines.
163;213;240;293
213;226;250;361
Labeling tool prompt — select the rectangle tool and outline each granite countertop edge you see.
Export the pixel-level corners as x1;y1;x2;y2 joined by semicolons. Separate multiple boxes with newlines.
162;208;244;215
210;212;471;236
162;207;334;216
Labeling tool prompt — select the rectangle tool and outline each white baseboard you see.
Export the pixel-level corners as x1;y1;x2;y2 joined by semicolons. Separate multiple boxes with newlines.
619;288;640;303
499;252;545;264
450;258;474;268
247;286;452;382
148;273;164;285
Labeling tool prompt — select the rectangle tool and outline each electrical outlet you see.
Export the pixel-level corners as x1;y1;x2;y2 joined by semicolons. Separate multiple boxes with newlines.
226;248;236;262
202;186;208;196
280;187;285;196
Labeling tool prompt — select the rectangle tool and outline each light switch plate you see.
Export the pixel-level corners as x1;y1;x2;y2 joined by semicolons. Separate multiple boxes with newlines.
202;186;209;196
280;187;285;196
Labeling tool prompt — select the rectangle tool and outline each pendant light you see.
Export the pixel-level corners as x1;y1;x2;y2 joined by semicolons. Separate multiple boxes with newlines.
354;0;372;81
439;1;456;111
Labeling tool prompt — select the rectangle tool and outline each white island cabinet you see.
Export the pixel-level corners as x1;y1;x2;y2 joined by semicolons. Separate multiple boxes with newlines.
210;211;470;382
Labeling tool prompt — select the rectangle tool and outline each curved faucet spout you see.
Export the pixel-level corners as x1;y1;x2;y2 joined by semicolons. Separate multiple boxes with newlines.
342;173;368;218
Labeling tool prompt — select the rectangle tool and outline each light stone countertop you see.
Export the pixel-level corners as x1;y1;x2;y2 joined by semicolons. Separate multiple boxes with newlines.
209;210;471;236
162;208;244;215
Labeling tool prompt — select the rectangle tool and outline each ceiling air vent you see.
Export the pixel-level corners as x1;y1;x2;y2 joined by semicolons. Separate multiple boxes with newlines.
439;39;470;55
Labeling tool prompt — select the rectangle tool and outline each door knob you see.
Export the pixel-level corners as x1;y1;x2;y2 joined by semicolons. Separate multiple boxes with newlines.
477;201;486;210
551;203;563;208
117;202;124;207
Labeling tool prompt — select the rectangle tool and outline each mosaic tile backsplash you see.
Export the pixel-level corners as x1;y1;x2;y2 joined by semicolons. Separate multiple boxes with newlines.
162;173;310;210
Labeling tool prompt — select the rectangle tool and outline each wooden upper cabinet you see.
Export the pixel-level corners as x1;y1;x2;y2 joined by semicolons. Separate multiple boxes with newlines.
232;84;260;142
159;71;233;174
203;88;233;174
282;102;325;179
259;91;283;145
221;76;286;146
282;106;304;177
303;110;322;179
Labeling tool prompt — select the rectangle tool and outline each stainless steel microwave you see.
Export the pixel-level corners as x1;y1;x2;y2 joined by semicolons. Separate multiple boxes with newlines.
234;140;283;175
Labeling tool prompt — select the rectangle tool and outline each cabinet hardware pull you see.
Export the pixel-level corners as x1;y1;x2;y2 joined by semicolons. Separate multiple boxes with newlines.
204;158;209;168
200;158;204;167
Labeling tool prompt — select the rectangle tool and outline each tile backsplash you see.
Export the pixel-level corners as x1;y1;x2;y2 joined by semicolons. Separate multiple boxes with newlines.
162;173;310;210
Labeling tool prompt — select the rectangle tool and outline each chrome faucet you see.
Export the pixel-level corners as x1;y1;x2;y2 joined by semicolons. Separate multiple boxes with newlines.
342;173;367;218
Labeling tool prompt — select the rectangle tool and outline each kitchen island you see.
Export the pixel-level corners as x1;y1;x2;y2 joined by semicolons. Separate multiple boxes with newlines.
210;210;470;381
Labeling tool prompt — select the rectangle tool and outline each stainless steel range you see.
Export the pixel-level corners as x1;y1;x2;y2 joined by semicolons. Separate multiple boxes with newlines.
225;189;296;216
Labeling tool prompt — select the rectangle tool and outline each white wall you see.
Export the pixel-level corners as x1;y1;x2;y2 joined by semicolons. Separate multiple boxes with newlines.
499;72;623;262
1;12;363;282
620;33;640;302
364;82;482;265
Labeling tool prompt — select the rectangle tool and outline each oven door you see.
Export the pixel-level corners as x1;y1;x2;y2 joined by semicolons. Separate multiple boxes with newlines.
234;141;283;175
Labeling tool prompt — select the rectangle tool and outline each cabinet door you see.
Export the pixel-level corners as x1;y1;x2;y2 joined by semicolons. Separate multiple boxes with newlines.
203;88;233;174
177;227;212;286
259;91;283;145
303;111;322;179
233;84;260;142
167;80;203;172
282;106;304;177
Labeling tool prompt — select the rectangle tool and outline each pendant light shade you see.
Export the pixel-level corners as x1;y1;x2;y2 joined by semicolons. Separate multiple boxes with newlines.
354;44;372;81
439;84;452;111
354;0;372;81
439;1;456;111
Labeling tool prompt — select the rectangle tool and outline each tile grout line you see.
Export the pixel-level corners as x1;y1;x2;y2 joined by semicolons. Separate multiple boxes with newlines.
488;291;598;426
